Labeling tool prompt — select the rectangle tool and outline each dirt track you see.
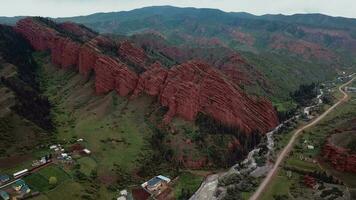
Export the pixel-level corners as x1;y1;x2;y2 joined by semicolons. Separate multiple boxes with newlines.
249;75;356;200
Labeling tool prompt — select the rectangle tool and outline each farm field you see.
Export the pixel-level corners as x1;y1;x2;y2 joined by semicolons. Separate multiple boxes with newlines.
173;172;205;199
35;53;155;174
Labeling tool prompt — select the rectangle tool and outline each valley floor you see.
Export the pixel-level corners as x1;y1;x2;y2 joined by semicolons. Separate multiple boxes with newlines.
258;76;356;200
0;52;209;200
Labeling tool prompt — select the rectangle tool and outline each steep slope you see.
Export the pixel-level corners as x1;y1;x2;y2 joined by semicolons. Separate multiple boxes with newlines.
0;24;52;160
14;17;278;135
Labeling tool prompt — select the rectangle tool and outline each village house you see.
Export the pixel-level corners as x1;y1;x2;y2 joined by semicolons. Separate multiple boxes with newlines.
11;179;31;198
141;175;171;196
0;190;9;200
12;179;31;196
32;155;51;167
13;169;28;179
0;175;10;185
83;149;91;155
345;87;356;93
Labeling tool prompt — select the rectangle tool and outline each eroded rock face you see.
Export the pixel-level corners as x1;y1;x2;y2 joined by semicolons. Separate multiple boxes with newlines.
132;62;168;97
94;54;139;96
16;18;139;97
78;44;98;75
15;18;57;51
118;40;148;70
51;37;81;69
15;17;279;135
323;136;356;173
158;61;278;134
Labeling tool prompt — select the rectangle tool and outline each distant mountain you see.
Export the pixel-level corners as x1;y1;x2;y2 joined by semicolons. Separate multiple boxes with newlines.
260;13;356;30
0;16;25;25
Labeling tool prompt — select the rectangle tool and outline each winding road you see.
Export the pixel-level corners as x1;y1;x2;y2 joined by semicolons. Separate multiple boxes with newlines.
249;74;356;200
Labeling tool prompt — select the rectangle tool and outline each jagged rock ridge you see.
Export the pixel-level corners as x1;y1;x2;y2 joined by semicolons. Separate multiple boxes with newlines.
15;17;279;134
323;133;356;173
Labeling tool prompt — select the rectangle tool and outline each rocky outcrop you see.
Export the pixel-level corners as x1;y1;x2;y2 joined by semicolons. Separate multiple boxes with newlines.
15;17;279;135
132;62;168;97
323;135;356;173
14;18;57;51
78;44;98;75
51;37;81;69
16;18;139;96
118;40;148;71
157;61;278;134
94;54;138;96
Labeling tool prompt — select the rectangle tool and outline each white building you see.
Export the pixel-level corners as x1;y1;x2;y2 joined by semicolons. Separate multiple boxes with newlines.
83;149;91;154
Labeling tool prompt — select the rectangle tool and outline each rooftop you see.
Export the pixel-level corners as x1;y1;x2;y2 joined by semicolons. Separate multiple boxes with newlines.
0;175;9;182
147;177;162;187
0;190;9;200
146;175;171;187
12;179;26;188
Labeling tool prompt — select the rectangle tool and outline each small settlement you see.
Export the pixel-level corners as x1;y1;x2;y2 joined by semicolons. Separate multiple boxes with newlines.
345;86;356;93
0;138;91;200
0;136;177;200
0;178;32;200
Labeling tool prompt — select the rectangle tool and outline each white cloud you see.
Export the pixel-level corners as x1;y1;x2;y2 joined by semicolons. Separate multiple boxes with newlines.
0;0;355;18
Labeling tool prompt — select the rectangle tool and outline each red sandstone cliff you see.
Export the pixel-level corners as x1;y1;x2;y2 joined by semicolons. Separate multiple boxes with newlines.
323;135;356;173
15;17;279;134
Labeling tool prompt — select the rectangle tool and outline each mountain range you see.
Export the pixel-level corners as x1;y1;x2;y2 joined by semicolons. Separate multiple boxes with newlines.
0;6;356;199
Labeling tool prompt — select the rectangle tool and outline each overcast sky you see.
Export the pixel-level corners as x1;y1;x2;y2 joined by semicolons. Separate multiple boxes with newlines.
1;0;355;18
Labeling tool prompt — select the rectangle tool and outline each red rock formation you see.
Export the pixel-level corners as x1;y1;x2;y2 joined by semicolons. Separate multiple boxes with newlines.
78;36;113;75
16;18;139;97
94;55;138;96
323;135;356;173
304;175;317;189
133;62;168;97
15;17;279;135
15;18;81;69
15;18;57;51
118;40;148;69
78;44;98;75
51;37;80;69
157;61;278;134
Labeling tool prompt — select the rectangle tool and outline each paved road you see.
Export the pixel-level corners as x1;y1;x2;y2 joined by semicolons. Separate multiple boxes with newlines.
189;174;220;200
0;178;20;189
249;75;356;200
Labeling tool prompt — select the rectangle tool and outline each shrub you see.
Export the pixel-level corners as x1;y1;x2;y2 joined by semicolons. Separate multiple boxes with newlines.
48;176;58;185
